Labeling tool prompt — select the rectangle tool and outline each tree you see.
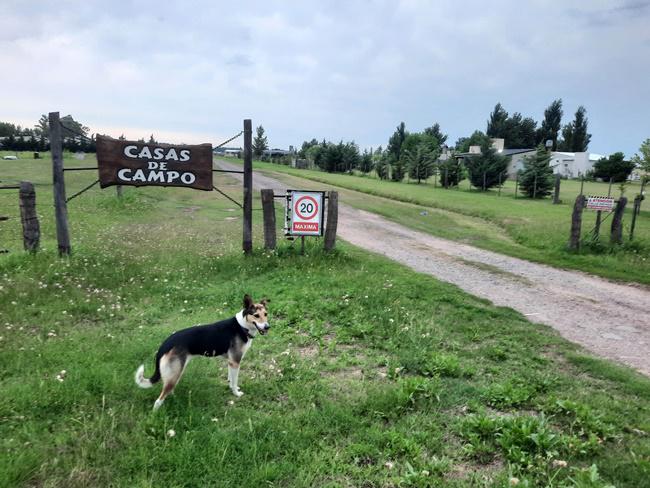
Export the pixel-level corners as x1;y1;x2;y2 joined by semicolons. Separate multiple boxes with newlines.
399;133;439;183
405;145;436;183
34;115;49;137
423;123;447;145
632;139;650;181
438;157;464;188
486;103;509;139
375;154;391;180
148;134;157;144
537;99;563;149
592;152;635;183
298;138;319;159
519;116;538;148
359;149;374;174
387;122;407;160
253;125;269;158
0;121;18;137
464;140;510;190
518;145;554;198
559;106;591;152
455;130;490;153
59;115;89;138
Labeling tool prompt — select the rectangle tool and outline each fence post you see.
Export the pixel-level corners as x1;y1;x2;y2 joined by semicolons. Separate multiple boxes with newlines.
610;197;627;245
629;195;641;240
116;185;123;198
552;174;561;204
261;189;276;250
19;181;40;252
242;119;253;254
49;112;71;256
514;174;518;198
324;191;338;251
568;194;586;250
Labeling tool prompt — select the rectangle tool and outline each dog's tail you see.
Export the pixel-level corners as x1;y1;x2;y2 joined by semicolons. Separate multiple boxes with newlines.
134;358;161;388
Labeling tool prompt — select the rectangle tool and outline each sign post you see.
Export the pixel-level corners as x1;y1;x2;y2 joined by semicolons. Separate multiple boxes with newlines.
286;191;325;237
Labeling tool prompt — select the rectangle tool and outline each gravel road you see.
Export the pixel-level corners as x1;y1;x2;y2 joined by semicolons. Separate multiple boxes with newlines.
218;161;650;376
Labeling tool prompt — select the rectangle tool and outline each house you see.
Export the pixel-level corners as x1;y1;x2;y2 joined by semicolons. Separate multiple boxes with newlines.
455;138;604;179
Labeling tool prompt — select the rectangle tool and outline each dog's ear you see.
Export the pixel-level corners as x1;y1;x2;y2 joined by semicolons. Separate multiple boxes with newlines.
260;298;270;307
243;294;254;310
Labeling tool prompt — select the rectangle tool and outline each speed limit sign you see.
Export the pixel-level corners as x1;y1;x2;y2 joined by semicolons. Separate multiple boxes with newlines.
288;191;325;236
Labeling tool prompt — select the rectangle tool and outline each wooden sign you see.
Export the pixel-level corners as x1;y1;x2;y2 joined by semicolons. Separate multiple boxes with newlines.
586;196;615;212
96;135;213;191
287;190;325;236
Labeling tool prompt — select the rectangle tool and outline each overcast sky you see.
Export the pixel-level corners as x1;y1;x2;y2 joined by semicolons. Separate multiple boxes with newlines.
2;0;649;156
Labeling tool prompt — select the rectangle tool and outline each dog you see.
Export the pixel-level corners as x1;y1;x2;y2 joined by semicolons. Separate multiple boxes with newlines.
134;294;270;410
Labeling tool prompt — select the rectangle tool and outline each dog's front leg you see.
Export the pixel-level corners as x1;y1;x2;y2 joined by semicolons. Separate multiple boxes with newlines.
228;360;243;397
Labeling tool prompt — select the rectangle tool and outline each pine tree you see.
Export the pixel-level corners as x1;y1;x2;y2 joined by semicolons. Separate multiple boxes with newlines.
424;123;448;145
390;156;406;182
387;122;407;161
148;134;157;144
359;149;374;174
438;157;464;188
486;103;509;139
519;145;554;198
559;106;591;152
375;155;390;180
537;99;563;149
252;125;268;158
464;140;509;190
405;145;435;183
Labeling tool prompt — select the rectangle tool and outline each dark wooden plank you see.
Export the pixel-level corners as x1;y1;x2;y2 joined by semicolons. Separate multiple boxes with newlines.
19;181;40;252
568;194;585;251
324;191;338;251
243;119;253;254
610;196;627;245
261;189;276;250
49;112;71;256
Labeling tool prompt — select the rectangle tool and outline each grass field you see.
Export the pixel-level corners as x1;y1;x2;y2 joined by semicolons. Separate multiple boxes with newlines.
1;153;650;487
234;159;650;285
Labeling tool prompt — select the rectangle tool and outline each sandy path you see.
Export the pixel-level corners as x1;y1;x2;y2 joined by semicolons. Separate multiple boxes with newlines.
218;161;650;376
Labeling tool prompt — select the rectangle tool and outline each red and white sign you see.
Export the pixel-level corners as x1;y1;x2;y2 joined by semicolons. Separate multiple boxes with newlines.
290;191;324;236
586;196;615;212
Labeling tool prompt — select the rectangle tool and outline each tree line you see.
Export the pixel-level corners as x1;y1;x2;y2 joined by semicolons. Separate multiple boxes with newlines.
290;99;647;193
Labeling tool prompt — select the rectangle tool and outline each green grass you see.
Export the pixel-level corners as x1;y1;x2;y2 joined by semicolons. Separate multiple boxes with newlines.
236;159;650;285
1;153;650;487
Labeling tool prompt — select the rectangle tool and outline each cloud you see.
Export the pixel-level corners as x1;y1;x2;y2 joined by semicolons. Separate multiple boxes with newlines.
0;0;648;155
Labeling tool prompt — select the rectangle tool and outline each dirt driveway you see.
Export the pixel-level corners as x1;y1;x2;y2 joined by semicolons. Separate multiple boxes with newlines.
218;161;650;376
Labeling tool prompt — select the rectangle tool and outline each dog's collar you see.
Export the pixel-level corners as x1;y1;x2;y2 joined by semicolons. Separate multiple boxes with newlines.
236;310;256;339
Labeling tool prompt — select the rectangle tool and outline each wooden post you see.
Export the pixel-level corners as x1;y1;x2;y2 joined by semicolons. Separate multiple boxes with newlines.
261;189;276;250
610;197;627;245
594;211;602;240
444;167;449;188
49;112;71;256
323;191;338;251
533;173;538;199
568;194;586;251
482;171;486;191
552;174;561;204
19;181;40;252
514;174;518;198
242;119;253;254
629;195;641;240
498;172;502;196
116;185;123;198
300;235;305;255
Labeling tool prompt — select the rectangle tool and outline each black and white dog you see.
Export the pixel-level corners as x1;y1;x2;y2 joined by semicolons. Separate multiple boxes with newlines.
135;295;270;410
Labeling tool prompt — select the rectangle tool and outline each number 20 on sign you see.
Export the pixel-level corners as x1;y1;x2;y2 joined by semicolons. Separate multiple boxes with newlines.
289;191;325;236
